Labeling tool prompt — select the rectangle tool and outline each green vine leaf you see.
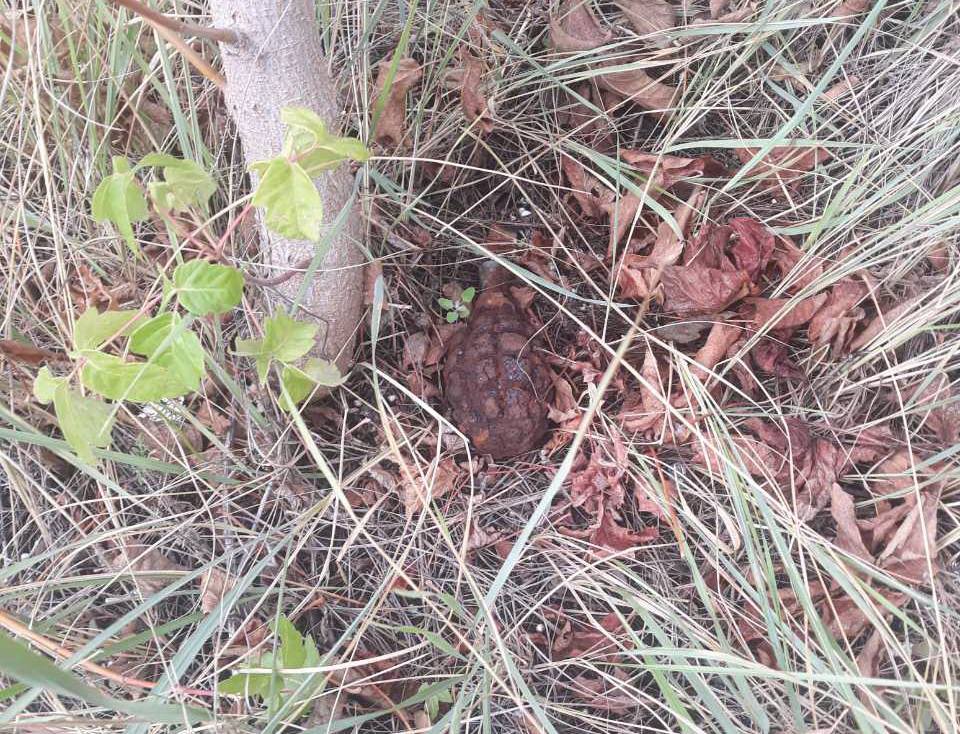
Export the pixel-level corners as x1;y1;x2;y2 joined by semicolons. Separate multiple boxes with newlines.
80;351;190;403
172;260;244;316
74;307;145;352
91;156;149;254
235;311;318;384
141;153;216;213
250;157;323;241
129;313;205;393
279;358;345;411
281;106;370;176
219;615;321;716
34;367;114;463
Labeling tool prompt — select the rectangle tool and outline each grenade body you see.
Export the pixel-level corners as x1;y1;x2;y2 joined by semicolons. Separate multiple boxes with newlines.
443;287;553;459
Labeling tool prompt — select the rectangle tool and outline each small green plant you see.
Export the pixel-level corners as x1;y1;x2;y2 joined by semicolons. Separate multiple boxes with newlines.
417;680;454;721
438;286;476;323
33;261;242;463
219;615;320;717
235;311;346;411
35;107;370;462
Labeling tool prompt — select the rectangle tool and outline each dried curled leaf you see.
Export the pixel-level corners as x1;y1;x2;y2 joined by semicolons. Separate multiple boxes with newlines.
562;156;611;219
372;57;423;148
550;0;613;52
457;47;493;134
735;145;831;190
401;456;463;518
106;541;185;595
598;65;678;114
661;265;751;316
616;0;676;48
807;280;868;357
751;293;829;330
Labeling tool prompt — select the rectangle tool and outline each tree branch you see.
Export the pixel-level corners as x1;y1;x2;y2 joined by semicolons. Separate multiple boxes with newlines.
113;0;238;44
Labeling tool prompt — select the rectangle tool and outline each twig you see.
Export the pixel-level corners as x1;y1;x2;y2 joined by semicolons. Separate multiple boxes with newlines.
152;23;226;89
113;0;237;44
244;256;316;287
112;0;227;88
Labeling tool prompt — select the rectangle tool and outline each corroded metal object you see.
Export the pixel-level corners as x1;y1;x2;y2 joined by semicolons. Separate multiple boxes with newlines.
443;267;553;459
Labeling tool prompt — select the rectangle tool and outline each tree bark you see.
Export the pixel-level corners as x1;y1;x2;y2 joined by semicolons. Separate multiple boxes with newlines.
211;0;363;372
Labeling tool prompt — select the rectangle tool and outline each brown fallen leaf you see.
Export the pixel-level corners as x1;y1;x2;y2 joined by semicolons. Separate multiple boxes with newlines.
401;456;464;518
821;76;861;103
709;0;729;17
616;0;676;48
848;294;924;353
465;525;505;553
106;541;185;595
691;321;741;383
770;237;825;293
750;293;829;330
548;376;579;423
745;418;847;515
622;150;726;191
661;265;751;316
877;491;940;585
562;156;611;219
372;57;423;148
602;192;643;255
735;145;831;190
557;441;662;555
904;373;959;446
749;336;804;381
616;187;703;292
0;339;64;366
830;484;874;562
528;609;627;660
402;332;432;370
565;671;638;712
199;568;235;614
195;401;232;436
550;0;613;52
619;347;668;432
825;0;871;15
926;241;950;275
727;218;775;282
598;64;678;114
807;280;868;357
457;47;493;135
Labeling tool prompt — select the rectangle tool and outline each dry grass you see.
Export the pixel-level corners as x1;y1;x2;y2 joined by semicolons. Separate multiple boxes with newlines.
2;1;960;732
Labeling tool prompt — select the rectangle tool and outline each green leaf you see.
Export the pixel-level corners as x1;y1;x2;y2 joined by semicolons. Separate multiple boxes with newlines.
33;366;64;404
33;368;115;463
80;351;190;403
0;631;205;724
129;313;205;393
173;260;244;316
437;298;455;310
235;311;318;383
141;154;216;213
74;308;145;351
219;668;276;699
460;286;476;303
445;311;459;323
278;358;345;411
250;157;323;241
277;616;307;669
91;156;149;254
281;106;370;176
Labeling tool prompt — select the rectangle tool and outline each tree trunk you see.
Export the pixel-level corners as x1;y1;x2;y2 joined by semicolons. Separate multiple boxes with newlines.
211;0;363;372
